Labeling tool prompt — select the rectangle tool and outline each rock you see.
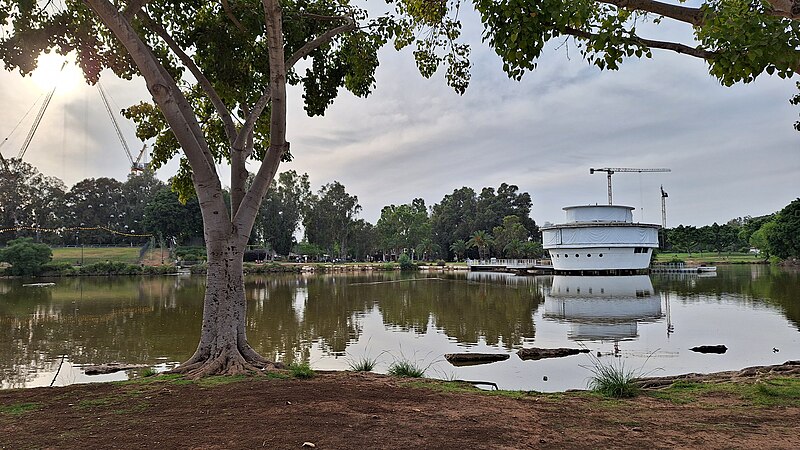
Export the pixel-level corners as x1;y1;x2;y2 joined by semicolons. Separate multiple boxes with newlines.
83;363;148;375
302;442;316;448
444;353;510;367
689;345;728;354
517;347;590;361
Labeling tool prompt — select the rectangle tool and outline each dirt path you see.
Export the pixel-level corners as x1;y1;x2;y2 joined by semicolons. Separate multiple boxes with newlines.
1;372;799;449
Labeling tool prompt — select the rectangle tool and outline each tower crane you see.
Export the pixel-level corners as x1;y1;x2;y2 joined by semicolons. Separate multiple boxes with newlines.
97;82;148;173
589;167;671;205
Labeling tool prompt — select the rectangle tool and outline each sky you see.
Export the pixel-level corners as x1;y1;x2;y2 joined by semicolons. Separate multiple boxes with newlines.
0;7;798;228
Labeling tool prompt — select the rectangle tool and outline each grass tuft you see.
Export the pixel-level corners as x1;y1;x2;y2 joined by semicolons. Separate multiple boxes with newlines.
348;355;379;372
289;362;315;379
141;367;158;377
388;359;427;378
585;358;641;398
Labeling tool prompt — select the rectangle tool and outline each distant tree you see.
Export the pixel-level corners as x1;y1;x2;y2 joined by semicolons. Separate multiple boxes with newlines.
749;223;774;259
376;198;431;258
0;238;52;276
251;171;311;256
119;171;166;244
449;239;467;262
142;188;204;245
303;181;361;259
0;159;66;246
63;177;125;245
294;241;324;261
520;241;544;259
766;199;800;259
431;187;478;259
347;219;377;261
467;230;493;260
492;215;531;257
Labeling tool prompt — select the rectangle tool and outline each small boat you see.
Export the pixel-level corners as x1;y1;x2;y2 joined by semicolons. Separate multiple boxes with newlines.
697;266;717;272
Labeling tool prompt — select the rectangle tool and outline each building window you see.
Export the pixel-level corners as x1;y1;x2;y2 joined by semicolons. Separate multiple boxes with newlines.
575;254;579;257
587;254;591;257
599;253;603;257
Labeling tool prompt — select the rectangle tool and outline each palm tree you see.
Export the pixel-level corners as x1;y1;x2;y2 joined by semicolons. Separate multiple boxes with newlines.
449;239;467;261
467;230;493;260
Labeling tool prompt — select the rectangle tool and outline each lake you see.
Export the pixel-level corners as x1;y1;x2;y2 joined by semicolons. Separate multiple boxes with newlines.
1;265;798;391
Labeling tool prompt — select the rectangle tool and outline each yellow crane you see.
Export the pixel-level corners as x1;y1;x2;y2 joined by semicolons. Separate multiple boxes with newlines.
589;167;671;205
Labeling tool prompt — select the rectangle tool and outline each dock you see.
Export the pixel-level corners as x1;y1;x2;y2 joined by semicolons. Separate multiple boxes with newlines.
466;259;552;273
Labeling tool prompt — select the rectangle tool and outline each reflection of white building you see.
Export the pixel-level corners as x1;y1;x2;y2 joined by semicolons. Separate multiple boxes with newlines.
543;275;662;341
541;205;659;272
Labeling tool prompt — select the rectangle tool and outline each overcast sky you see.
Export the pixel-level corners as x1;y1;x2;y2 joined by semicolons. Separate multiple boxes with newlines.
0;7;797;228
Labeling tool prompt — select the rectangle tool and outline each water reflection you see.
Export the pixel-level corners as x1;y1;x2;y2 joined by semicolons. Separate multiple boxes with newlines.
1;266;798;390
543;276;662;341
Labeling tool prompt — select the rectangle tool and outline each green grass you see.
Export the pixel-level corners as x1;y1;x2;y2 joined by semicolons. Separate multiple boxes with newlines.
0;402;41;415
648;378;800;407
51;247;141;265
347;355;378;372
655;252;763;264
289;362;315;379
388;360;427;378
141;367;157;377
586;359;641;398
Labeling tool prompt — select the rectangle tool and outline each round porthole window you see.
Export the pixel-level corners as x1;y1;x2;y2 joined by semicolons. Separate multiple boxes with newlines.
599;253;604;257
575;254;579;257
587;254;591;257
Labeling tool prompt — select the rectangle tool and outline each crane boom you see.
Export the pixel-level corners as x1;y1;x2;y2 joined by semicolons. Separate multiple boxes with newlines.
17;62;67;161
589;167;671;204
97;82;135;167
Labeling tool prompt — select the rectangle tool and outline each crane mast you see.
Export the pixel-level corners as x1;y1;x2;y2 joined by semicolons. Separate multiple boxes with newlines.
589;167;671;204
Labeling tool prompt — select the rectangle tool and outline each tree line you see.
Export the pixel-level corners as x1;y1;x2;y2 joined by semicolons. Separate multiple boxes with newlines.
1;159;542;261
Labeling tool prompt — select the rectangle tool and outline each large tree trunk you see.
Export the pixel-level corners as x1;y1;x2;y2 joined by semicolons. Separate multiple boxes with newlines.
172;231;281;378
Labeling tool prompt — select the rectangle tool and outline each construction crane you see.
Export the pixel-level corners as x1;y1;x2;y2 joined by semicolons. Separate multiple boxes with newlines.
97;82;148;173
589;167;671;205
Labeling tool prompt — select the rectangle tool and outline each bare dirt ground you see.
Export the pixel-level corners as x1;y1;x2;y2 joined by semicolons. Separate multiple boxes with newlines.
1;371;799;450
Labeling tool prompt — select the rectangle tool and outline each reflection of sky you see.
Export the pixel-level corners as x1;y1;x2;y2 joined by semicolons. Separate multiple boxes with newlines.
2;268;799;392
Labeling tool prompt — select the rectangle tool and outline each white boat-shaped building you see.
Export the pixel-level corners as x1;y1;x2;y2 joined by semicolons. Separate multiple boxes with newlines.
541;205;659;273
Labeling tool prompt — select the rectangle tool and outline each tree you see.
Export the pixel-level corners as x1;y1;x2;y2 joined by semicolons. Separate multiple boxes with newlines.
303;181;361;259
470;0;800;129
467;230;493;260
766;198;800;259
376;198;431;259
63;177;125;245
142;188;204;245
0;238;52;276
1;0;466;376
449;239;467;261
0;159;66;245
251;170;311;256
492;215;531;257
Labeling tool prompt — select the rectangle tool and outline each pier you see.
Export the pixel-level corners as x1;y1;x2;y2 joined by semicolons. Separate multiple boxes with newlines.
466;258;551;272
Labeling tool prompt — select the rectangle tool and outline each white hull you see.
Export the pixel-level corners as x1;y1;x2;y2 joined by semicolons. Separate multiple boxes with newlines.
547;247;653;271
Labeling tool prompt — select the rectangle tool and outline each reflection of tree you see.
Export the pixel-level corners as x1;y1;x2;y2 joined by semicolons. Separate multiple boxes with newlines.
1;272;544;387
651;266;800;331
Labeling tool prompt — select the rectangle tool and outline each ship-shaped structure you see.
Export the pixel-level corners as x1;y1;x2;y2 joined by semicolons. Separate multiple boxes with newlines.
541;205;659;275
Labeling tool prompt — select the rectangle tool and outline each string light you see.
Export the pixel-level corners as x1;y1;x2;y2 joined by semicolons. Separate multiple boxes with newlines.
0;225;153;238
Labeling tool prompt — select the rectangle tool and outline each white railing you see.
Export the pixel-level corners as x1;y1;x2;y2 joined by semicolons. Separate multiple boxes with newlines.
466;258;542;268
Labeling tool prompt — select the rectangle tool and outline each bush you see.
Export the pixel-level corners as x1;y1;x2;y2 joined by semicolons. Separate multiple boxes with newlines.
387;359;426;378
348;355;378;372
0;238;52;276
586;358;642;398
435;259;446;267
398;253;417;271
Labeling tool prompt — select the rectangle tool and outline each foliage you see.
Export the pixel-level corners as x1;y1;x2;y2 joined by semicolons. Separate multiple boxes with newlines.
347;355;378;372
586;358;641;399
397;252;417;271
449;239;467;261
303;181;362;259
288;362;315;379
387;359;427;378
294;241;324;260
467;230;493;260
142;189;204;246
250;171;311;256
376;198;431;258
764;198;800;259
0;238;52;276
174;246;207;262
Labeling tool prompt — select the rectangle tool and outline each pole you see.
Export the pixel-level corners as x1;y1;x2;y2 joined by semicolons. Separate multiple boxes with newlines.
607;171;613;205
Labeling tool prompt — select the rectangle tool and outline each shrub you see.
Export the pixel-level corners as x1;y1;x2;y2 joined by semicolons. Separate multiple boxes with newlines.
398;253;417;271
435;259;446;267
0;238;52;276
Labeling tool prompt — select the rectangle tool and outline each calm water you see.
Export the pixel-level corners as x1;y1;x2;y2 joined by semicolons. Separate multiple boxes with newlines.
1;265;798;391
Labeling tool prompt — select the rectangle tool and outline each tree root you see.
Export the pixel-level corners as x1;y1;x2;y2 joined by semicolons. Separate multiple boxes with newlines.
169;345;283;379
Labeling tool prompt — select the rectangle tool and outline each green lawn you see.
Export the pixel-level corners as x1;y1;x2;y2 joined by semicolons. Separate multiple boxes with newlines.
655;252;764;264
51;247;142;265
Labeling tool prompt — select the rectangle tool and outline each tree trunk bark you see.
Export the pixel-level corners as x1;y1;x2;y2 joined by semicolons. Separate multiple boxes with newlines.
171;230;280;378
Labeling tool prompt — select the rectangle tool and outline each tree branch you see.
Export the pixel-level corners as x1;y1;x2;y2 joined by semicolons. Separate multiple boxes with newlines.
563;26;716;61
232;13;356;155
221;0;246;32
139;12;238;146
83;0;223;208
122;0;150;20
765;0;800;20
596;0;705;26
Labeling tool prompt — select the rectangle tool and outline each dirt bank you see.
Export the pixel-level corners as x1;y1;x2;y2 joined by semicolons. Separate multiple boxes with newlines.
1;371;799;449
